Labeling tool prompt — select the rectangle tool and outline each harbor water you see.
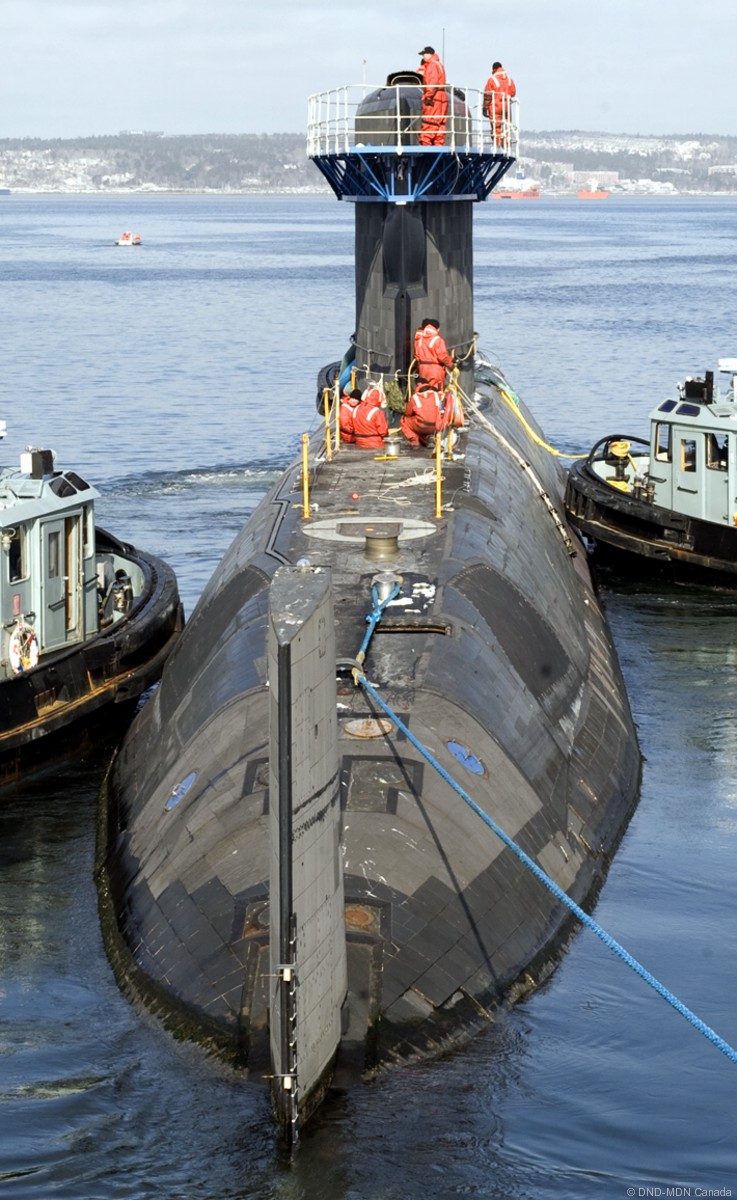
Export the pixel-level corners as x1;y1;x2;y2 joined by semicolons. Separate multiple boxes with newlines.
1;192;737;1198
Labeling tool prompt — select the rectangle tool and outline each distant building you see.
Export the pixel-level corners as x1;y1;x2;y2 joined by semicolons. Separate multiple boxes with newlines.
571;169;619;187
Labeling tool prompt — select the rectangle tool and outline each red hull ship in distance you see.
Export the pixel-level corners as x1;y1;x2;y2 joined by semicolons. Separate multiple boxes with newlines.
577;188;609;199
493;170;539;199
493;186;540;199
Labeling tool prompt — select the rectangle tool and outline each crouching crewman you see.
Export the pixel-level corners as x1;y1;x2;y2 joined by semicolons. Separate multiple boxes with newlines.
400;382;450;447
352;384;389;449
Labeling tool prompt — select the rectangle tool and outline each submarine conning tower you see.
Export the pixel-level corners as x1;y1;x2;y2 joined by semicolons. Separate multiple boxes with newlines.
307;71;518;394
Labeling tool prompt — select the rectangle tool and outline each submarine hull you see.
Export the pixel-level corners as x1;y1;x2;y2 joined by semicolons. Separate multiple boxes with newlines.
98;366;639;1083
99;83;639;1133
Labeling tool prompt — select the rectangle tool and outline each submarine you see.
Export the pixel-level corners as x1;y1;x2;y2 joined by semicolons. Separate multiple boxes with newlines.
97;72;640;1143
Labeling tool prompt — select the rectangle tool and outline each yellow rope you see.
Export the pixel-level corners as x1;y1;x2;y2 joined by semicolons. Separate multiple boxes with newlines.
496;386;587;460
451;334;477;364
608;439;640;473
408;342;583;464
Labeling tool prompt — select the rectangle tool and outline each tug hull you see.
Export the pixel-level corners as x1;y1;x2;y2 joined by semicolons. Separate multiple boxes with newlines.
566;459;737;588
0;528;183;786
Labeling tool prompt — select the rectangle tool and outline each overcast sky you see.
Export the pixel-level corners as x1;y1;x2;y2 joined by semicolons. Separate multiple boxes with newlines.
2;0;734;139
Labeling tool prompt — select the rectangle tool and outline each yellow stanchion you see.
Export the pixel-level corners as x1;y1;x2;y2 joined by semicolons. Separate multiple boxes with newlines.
407;358;417;406
323;388;333;461
435;434;443;518
449;365;464;427
302;433;310;518
334;379;341;449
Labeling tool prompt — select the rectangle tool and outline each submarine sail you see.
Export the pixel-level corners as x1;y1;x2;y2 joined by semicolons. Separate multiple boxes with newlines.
98;74;640;1142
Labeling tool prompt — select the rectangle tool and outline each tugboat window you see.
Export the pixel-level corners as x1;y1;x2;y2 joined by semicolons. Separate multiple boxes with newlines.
48;531;60;577
83;505;92;556
706;433;728;471
50;476;77;498
655;423;672;462
8;526;26;582
680;438;697;472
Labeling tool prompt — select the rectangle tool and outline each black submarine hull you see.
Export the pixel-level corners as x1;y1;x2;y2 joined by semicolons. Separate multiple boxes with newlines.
99;82;639;1135
98;363;640;1088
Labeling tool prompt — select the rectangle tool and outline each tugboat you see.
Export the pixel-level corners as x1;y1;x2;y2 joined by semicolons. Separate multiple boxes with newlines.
98;71;639;1143
565;359;737;586
0;431;183;783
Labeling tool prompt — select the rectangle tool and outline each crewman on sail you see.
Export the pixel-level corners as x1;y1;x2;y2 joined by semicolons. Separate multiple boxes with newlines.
414;318;455;388
339;387;362;443
352;384;389;448
483;61;516;148
417;47;448;146
400;382;450;447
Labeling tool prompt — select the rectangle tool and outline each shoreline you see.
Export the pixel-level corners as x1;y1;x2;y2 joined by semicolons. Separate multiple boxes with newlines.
3;187;736;198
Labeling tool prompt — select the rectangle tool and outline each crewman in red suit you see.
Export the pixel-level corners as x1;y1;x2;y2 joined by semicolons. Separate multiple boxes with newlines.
413;318;454;388
417;46;448;146
483;61;516;148
400;383;449;447
352;385;389;449
339;387;361;443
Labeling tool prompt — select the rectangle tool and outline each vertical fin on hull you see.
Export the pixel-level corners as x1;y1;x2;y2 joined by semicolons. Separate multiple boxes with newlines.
268;565;346;1144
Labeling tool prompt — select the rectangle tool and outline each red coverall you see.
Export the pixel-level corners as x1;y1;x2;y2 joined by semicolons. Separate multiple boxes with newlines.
400;385;448;447
414;323;454;388
339;394;359;443
418;53;448;146
483;67;516;147
352;392;389;448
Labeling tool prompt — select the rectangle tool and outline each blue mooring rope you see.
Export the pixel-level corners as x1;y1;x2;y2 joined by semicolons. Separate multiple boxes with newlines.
353;610;737;1065
354;582;402;667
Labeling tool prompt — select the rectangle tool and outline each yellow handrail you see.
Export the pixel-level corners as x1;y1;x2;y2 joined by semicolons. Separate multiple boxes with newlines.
302;433;310;518
334;377;341;449
323;388;333;461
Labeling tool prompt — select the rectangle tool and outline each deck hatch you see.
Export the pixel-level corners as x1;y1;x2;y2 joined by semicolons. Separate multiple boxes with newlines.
342;755;424;813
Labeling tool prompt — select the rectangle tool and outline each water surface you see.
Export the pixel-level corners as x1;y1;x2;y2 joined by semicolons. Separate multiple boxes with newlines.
1;193;736;1197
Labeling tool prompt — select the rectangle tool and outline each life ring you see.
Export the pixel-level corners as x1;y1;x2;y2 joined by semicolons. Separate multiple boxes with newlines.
8;622;39;674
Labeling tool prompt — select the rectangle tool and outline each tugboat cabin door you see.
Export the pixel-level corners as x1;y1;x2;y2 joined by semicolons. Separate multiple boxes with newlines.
674;428;705;520
704;430;730;524
40;515;82;650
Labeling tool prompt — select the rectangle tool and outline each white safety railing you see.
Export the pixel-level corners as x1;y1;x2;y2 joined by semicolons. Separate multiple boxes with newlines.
307;84;519;160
